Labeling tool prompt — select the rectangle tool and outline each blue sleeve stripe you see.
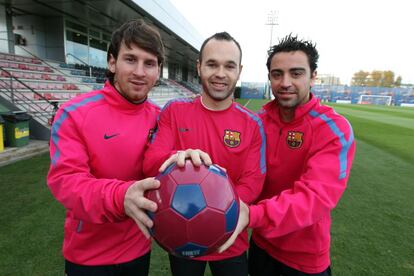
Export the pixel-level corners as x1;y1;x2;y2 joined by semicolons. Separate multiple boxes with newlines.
161;97;193;112
235;105;266;174
309;110;354;179
51;94;104;166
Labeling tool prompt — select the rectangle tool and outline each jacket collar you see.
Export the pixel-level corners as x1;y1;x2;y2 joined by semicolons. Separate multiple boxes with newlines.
262;93;319;124
102;81;148;113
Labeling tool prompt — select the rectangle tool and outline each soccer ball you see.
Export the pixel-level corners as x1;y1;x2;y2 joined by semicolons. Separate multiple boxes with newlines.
146;160;239;258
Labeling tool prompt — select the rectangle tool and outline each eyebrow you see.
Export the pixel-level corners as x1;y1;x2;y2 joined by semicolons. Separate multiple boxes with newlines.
270;67;306;74
205;59;238;66
122;53;157;62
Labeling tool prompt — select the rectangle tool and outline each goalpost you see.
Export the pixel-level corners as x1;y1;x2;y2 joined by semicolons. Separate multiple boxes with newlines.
358;95;392;106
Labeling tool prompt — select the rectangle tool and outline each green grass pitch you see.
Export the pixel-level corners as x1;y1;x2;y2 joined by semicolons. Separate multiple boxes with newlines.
0;100;413;275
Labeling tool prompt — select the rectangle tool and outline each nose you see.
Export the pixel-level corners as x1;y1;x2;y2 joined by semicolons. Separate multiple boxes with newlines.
215;65;226;78
133;62;146;77
280;75;292;88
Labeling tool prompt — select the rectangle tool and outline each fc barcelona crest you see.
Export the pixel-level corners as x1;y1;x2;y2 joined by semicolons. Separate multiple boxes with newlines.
224;130;241;148
287;131;303;149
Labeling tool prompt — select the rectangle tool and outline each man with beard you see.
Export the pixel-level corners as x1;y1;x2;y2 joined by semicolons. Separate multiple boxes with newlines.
143;32;266;276
219;34;356;276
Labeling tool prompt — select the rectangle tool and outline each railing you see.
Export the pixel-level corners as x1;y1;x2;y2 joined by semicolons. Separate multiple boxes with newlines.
65;53;92;77
0;66;59;126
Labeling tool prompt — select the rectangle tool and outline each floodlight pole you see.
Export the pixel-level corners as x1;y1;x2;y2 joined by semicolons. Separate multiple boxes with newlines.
265;10;278;99
265;10;278;48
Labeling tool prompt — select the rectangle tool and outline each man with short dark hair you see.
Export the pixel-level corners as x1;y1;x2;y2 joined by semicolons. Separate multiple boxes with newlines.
47;19;164;275
143;32;266;276
220;34;356;276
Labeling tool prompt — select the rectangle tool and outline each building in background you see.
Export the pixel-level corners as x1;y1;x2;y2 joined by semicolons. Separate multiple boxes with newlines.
315;74;341;86
0;0;202;84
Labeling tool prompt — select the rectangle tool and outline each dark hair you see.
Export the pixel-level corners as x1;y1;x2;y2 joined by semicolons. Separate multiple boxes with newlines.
266;34;319;74
105;19;165;84
199;32;242;64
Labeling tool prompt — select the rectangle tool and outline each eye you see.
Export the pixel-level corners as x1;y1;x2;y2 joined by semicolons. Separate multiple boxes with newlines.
271;72;282;79
206;62;217;68
125;56;135;63
145;60;157;68
292;70;305;78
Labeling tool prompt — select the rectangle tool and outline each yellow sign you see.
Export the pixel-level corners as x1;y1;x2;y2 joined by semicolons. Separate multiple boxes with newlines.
0;125;4;151
15;127;29;139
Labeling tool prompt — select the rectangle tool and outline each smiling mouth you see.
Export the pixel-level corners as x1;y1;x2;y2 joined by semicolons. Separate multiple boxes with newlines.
278;91;296;95
277;92;296;100
130;77;146;83
211;82;227;89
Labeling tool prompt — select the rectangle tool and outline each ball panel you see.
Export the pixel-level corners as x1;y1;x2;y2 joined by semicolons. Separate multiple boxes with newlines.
174;242;208;258
188;208;226;246
225;199;239;232
146;174;177;212
209;231;233;253
170;161;209;184
151;209;188;251
208;164;227;177
147;161;240;258
201;172;235;211
172;184;206;219
157;162;177;177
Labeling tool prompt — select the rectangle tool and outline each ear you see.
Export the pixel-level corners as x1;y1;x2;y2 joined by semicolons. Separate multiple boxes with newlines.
237;64;243;80
196;59;201;77
310;70;317;87
108;54;116;73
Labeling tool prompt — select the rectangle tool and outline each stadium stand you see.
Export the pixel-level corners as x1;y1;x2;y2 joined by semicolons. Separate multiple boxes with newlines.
0;51;195;143
163;78;198;97
312;85;414;106
0;0;203;154
178;80;201;94
0;52;91;140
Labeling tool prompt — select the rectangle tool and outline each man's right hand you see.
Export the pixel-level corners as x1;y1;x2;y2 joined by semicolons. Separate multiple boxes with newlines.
159;149;212;172
124;178;160;238
218;200;250;253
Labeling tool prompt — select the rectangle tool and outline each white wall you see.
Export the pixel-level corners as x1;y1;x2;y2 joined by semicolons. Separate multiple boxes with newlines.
13;15;47;57
12;15;64;62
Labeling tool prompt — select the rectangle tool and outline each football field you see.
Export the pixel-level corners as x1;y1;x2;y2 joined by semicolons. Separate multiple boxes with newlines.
0;100;413;275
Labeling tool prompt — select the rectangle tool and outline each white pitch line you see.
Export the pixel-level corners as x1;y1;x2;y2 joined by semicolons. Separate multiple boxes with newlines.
244;99;252;108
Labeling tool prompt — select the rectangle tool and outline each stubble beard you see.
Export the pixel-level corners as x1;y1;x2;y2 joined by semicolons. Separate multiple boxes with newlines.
204;83;236;102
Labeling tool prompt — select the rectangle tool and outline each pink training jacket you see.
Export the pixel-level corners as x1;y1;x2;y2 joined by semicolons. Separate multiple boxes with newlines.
250;94;355;273
143;96;266;261
47;82;160;265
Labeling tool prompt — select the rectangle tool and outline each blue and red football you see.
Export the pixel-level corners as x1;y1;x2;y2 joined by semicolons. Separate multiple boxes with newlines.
145;160;239;258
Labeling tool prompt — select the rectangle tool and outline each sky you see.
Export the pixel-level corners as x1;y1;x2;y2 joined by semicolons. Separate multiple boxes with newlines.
169;0;414;85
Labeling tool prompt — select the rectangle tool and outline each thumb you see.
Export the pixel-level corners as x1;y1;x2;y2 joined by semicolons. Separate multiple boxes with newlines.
218;232;238;253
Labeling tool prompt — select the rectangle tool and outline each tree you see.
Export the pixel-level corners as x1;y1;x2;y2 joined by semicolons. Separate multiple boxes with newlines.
394;76;402;87
382;71;395;87
352;70;400;87
351;70;369;86
369;70;383;87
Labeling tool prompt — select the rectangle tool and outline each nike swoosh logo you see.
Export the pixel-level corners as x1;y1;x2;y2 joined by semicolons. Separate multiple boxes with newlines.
104;133;119;139
178;127;190;132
